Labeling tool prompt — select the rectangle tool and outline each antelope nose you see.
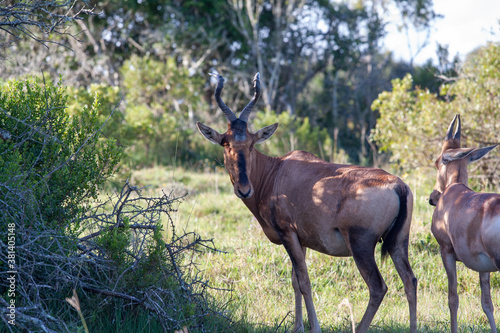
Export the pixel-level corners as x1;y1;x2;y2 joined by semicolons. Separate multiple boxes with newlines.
429;190;441;206
238;189;251;199
237;188;252;198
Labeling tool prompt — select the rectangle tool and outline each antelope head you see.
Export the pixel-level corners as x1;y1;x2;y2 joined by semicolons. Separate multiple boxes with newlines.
197;73;278;199
429;114;498;206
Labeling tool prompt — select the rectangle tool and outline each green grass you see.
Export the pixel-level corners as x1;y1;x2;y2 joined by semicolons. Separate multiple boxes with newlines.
126;165;500;332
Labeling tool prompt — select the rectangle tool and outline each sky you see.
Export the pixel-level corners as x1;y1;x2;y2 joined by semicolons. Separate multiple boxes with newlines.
384;0;500;65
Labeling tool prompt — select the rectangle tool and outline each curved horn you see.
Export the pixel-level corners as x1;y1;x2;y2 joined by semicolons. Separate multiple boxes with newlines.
445;114;460;141
239;72;261;122
211;73;237;122
453;114;461;141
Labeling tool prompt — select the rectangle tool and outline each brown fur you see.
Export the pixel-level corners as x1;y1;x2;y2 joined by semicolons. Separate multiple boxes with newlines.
197;73;417;333
429;114;500;333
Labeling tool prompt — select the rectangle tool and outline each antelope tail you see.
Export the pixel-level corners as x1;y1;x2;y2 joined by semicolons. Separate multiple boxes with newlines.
381;184;409;258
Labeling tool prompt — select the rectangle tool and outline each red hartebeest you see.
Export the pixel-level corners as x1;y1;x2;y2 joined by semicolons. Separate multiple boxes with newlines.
429;114;500;333
197;73;417;333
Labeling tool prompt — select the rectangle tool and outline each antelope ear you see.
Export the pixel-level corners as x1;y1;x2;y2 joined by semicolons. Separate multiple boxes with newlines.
468;144;499;163
254;123;278;144
442;148;474;163
197;121;223;145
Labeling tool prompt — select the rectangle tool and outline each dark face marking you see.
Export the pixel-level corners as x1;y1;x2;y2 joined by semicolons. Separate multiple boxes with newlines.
238;151;249;185
221;120;254;198
230;119;247;141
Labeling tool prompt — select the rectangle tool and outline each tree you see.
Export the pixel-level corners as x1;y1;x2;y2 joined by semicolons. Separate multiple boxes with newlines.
0;0;95;52
391;0;442;66
371;42;500;188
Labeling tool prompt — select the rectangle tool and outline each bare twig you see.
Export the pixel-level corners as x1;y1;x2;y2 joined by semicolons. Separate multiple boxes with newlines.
0;0;96;48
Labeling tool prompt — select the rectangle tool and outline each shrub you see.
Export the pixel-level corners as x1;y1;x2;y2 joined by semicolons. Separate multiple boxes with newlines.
0;77;122;227
253;109;337;162
0;77;231;332
0;77;121;329
371;43;500;189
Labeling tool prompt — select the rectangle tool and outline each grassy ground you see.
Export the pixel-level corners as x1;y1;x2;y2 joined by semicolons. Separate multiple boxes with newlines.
126;165;500;332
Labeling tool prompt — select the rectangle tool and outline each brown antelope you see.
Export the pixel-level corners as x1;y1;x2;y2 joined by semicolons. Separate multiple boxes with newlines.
197;73;417;333
429;114;499;333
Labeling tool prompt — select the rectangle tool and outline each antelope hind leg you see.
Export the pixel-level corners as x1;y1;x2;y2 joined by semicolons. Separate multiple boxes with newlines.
349;233;387;333
388;240;418;333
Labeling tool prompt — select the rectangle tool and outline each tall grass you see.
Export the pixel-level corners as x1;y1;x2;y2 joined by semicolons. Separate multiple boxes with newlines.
128;165;500;332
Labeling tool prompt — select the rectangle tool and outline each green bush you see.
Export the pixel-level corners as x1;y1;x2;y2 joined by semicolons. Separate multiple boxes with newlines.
0;77;232;332
120;55;205;167
371;42;500;188
0;77;122;226
67;83;125;146
253;109;336;161
0;77;122;330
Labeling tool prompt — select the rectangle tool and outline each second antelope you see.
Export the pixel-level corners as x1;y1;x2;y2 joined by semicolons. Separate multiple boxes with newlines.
429;114;500;333
197;73;417;333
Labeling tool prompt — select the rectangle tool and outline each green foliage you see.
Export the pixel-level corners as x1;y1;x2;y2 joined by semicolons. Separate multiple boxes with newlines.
0;77;125;331
96;218;131;265
371;73;443;171
119;55;206;167
66;56;219;169
371;42;500;188
67;83;124;143
253;109;335;161
412;46;459;93
0;77;122;226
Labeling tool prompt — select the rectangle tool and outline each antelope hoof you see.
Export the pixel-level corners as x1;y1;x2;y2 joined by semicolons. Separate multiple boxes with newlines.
292;324;305;333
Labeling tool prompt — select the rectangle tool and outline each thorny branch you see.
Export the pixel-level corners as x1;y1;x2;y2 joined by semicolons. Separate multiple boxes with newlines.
0;98;228;331
76;182;225;331
0;180;226;332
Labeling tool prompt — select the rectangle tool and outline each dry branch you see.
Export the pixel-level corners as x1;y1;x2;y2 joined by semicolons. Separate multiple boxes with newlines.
1;180;226;331
0;0;96;52
0;96;226;331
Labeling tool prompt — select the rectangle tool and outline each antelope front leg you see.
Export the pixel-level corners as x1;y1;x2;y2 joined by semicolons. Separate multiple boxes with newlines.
441;249;459;333
292;266;304;332
479;272;497;333
282;233;320;333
